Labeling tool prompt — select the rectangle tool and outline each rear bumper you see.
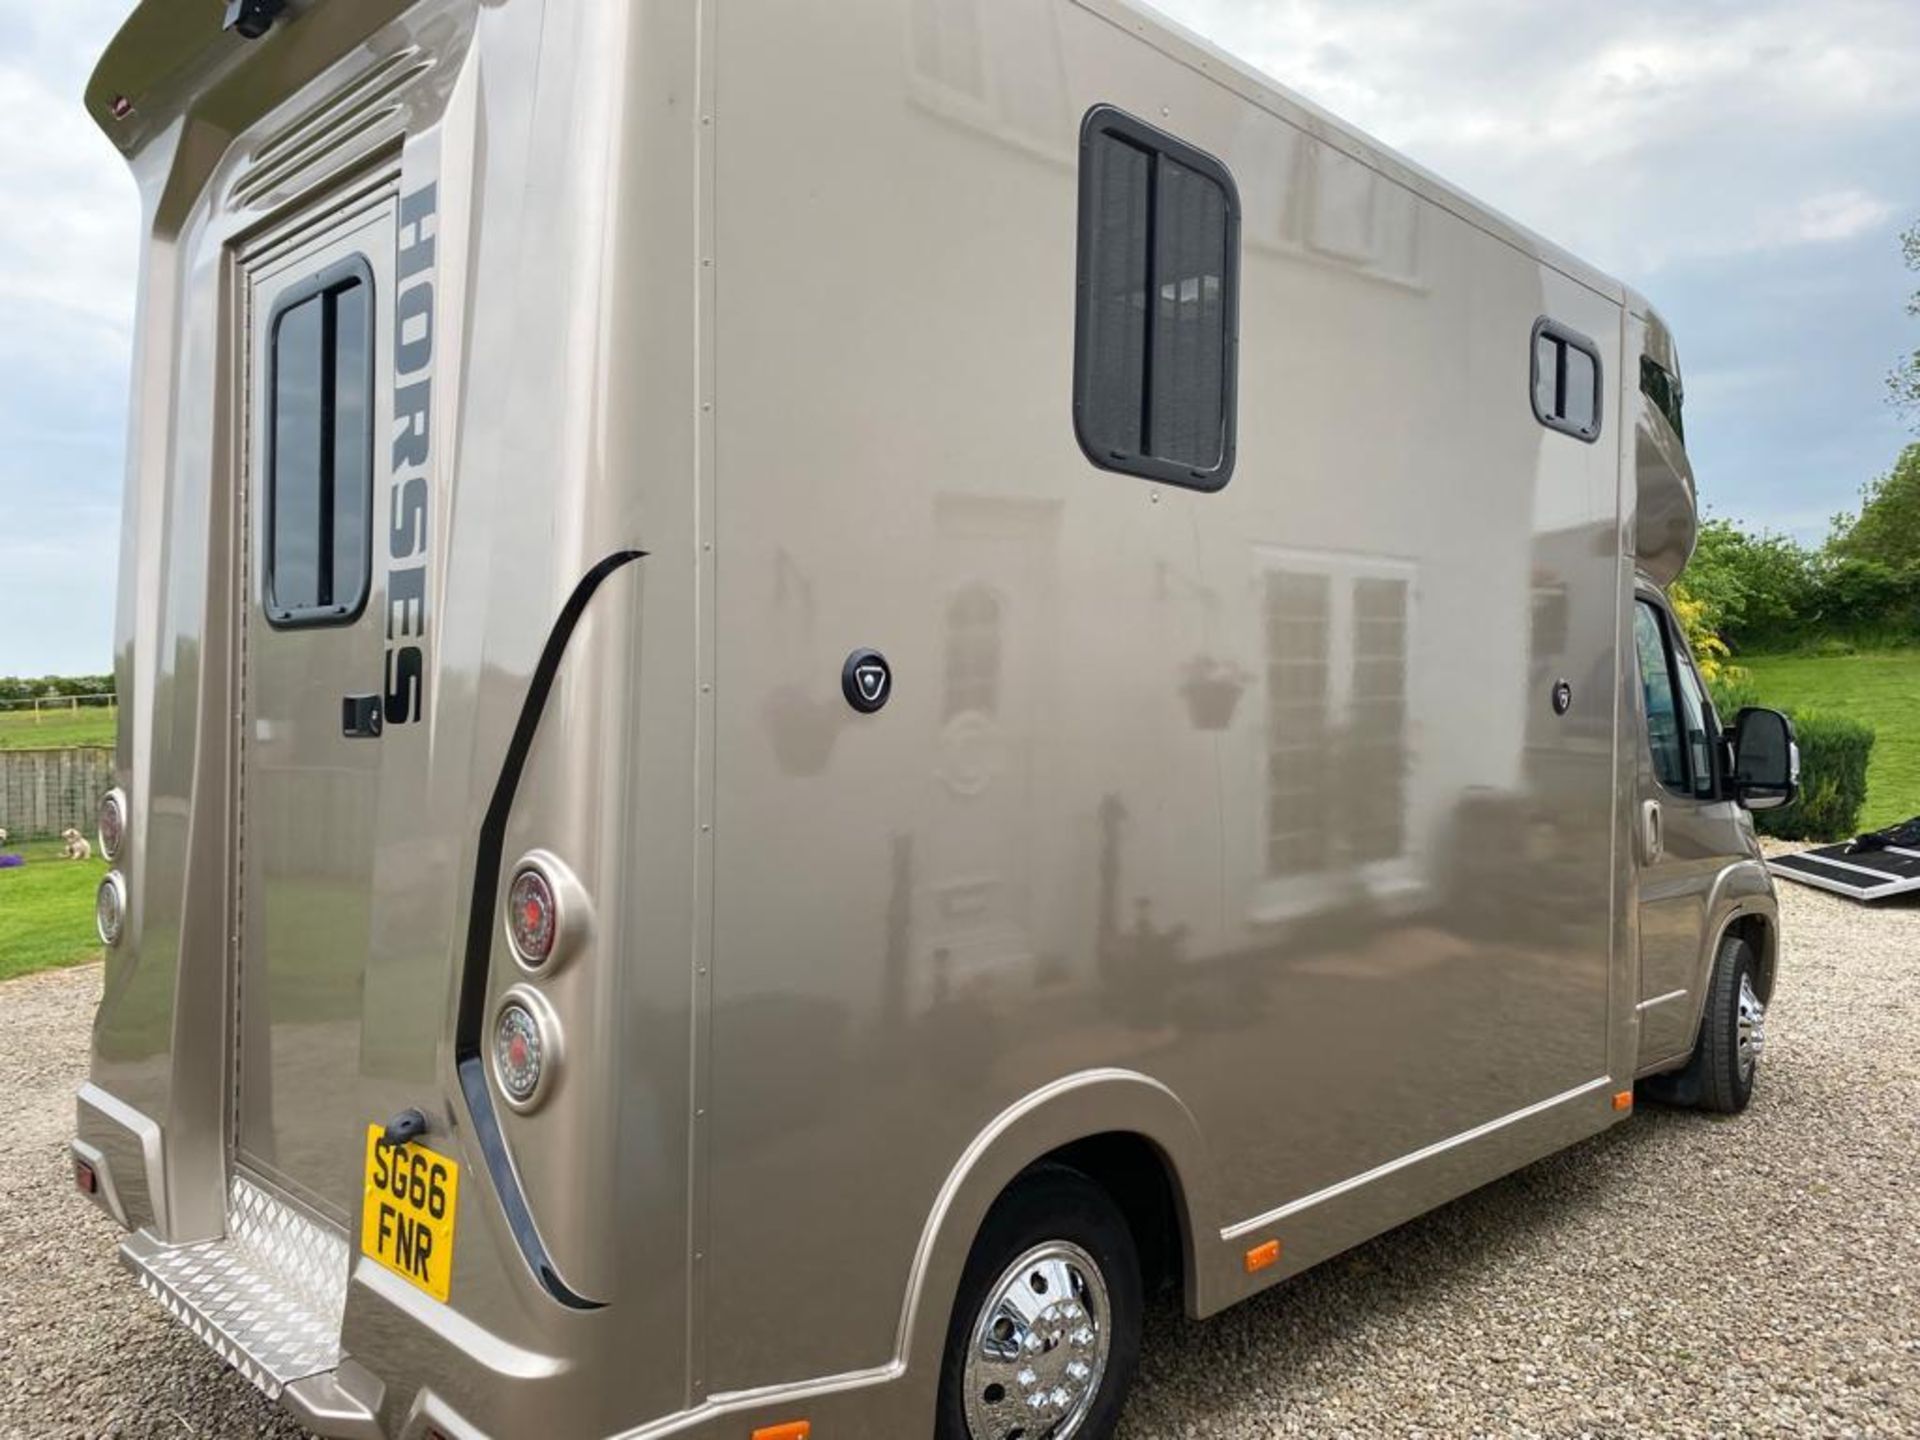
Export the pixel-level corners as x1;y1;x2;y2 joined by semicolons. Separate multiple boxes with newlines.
76;1082;383;1437
74;1081;166;1232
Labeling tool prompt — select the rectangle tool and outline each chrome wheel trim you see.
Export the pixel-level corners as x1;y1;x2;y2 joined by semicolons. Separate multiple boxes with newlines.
962;1240;1112;1440
1737;971;1767;1084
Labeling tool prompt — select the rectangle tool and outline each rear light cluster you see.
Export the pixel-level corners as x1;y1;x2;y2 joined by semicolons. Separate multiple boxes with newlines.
98;789;126;862
506;865;558;969
95;872;127;948
96;788;128;948
491;852;587;1113
493;987;558;1112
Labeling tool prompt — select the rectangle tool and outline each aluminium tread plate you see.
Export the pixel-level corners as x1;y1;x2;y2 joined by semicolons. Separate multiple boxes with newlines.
118;1174;347;1399
1769;844;1920;901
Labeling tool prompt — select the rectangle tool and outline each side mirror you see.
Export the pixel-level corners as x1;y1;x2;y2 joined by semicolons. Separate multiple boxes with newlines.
1731;707;1798;811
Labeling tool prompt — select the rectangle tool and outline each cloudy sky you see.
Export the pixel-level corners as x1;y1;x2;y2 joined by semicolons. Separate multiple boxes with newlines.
2;0;1917;676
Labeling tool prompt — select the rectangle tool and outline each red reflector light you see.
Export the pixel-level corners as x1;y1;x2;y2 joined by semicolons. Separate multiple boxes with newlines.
74;1159;98;1196
505;865;558;969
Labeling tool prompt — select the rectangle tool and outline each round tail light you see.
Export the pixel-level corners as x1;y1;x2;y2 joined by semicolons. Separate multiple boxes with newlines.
507;866;557;968
503;852;588;973
98;788;127;863
96;872;127;947
492;987;559;1112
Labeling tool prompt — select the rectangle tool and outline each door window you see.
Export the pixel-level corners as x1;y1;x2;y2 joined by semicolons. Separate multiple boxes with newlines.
1634;599;1716;798
1670;634;1720;800
265;256;375;626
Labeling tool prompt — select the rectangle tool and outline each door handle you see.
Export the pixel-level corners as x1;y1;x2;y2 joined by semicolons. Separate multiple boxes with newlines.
1641;799;1663;864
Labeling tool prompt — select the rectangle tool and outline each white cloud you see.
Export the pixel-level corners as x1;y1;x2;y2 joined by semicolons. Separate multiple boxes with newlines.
0;1;137;675
1150;0;1920;276
1783;189;1898;245
0;4;140;365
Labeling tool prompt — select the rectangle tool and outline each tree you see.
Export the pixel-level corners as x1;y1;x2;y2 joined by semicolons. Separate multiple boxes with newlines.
1676;516;1818;653
1829;443;1920;571
1894;221;1920;428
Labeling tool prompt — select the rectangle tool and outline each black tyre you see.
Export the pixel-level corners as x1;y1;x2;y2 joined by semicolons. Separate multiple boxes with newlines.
936;1165;1143;1440
1679;932;1767;1114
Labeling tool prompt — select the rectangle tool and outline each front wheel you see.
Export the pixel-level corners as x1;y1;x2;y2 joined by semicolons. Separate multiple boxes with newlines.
1683;932;1768;1113
936;1165;1143;1440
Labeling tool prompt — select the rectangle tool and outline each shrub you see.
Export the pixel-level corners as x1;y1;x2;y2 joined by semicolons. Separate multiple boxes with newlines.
1753;709;1875;842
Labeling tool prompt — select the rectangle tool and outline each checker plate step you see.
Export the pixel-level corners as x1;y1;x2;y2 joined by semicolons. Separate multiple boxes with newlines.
120;1174;348;1399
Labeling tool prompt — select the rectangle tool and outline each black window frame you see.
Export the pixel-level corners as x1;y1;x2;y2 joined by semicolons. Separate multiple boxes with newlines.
1634;595;1722;803
1530;317;1604;444
263;253;377;629
1072;104;1242;493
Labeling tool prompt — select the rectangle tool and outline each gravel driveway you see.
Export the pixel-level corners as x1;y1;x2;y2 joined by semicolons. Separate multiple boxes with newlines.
4;877;1915;1438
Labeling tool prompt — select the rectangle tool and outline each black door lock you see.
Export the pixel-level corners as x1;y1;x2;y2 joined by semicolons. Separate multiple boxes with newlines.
342;693;383;738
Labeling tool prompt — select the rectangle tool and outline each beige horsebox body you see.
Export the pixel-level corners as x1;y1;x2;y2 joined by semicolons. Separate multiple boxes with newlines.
70;1;1792;1437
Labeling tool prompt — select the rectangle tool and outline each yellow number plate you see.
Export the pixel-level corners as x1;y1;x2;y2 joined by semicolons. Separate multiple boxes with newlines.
360;1124;459;1302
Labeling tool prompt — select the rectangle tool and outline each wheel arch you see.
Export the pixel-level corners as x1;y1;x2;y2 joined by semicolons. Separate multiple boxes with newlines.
892;1069;1214;1388
1690;860;1780;1040
1723;909;1778;1003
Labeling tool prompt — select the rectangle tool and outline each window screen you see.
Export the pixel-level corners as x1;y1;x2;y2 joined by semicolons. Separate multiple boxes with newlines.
266;256;375;626
1074;106;1239;490
1530;319;1603;443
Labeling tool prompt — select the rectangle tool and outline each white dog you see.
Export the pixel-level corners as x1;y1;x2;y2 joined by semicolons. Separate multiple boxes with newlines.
0;826;9;847
60;828;93;861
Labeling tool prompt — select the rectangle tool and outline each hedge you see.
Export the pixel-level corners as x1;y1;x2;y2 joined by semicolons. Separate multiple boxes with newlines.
1753;709;1875;843
1703;676;1876;842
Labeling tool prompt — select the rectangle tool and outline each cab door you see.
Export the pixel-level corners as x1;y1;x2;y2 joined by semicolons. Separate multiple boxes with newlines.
1630;592;1733;1066
233;193;396;1223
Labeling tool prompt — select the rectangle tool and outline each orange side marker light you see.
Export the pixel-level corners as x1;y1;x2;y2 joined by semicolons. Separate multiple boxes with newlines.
1613;1090;1634;1112
1244;1239;1281;1274
753;1424;811;1440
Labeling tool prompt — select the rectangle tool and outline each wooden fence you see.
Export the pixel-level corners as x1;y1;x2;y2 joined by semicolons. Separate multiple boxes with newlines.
0;748;115;841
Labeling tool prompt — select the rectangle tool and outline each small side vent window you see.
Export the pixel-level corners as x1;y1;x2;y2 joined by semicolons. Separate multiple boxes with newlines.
1640;354;1685;442
1074;105;1240;491
1531;319;1603;443
266;256;375;627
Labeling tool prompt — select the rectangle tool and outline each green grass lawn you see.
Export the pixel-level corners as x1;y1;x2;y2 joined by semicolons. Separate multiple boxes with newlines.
1742;649;1920;832
0;705;116;750
0;838;106;982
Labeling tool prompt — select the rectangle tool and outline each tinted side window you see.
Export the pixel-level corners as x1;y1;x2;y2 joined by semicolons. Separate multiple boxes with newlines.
1640;354;1685;441
1634;601;1688;793
1075;106;1239;490
1531;319;1603;442
267;257;374;626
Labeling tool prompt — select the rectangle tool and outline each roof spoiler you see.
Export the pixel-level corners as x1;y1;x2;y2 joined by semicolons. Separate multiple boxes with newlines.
84;0;397;160
1625;290;1697;588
